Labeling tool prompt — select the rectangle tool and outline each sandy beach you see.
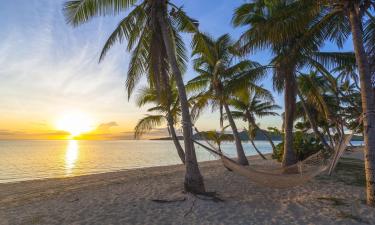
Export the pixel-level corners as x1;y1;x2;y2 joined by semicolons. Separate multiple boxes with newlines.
1;150;374;225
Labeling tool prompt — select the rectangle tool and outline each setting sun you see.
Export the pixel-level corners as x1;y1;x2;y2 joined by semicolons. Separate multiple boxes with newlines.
56;111;94;137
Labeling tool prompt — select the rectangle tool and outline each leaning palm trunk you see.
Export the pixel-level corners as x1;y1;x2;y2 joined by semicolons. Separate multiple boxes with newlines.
296;89;332;151
249;138;267;160
166;113;185;164
282;73;298;168
247;115;277;155
223;103;249;165
324;126;335;149
349;8;375;206
157;0;205;193
257;126;277;155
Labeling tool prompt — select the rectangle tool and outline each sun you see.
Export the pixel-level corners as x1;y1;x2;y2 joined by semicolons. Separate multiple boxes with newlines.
56;111;94;137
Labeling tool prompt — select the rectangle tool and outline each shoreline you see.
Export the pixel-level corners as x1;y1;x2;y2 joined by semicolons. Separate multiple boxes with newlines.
1;149;374;224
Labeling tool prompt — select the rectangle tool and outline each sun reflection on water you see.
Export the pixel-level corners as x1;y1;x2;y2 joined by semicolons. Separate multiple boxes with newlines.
65;140;79;176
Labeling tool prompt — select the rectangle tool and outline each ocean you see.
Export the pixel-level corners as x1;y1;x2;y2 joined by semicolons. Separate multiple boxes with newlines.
0;140;362;183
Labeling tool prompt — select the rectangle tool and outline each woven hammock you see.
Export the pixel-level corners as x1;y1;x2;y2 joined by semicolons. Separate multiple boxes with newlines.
193;130;355;189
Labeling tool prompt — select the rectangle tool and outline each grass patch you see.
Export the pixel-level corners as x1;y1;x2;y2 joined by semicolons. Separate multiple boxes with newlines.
26;215;44;224
317;196;348;206
318;158;366;187
336;211;368;224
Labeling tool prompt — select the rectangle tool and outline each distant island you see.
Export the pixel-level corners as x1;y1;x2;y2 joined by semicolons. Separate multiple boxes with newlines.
150;130;364;142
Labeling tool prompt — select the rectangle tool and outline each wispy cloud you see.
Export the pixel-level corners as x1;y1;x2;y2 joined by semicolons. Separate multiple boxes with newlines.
0;0;287;139
0;129;71;140
0;0;145;134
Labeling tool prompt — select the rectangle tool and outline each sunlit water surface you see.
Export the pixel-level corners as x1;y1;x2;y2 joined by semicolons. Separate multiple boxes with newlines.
0;140;362;183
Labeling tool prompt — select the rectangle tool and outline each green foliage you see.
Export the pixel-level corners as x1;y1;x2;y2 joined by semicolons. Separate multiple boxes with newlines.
187;33;268;124
272;131;323;162
199;129;234;147
316;197;348;206
318;158;366;187
63;0;137;26
64;0;197;99
133;84;181;139
134;114;164;139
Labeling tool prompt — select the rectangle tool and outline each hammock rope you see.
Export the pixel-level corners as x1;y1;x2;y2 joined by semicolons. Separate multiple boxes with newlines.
192;125;358;188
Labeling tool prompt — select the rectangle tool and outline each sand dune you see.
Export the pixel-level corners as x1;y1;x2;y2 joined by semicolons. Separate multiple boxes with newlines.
1;152;374;225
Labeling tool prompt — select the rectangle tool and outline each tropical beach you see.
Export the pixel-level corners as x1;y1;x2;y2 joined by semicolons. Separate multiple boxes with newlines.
1;150;375;225
1;0;375;224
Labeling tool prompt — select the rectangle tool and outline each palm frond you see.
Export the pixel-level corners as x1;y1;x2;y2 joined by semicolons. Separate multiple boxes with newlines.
134;114;165;139
126;28;151;98
99;3;146;61
64;0;137;26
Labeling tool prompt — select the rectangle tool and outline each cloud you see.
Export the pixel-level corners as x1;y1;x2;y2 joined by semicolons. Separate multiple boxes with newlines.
96;121;118;133
71;121;120;140
0;0;137;129
0;129;16;135
0;129;70;140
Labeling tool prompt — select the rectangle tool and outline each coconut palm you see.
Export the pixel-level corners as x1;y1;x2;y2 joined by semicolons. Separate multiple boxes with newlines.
63;0;205;193
232;0;354;168
296;71;364;145
187;33;268;165
296;72;339;149
244;125;267;160
134;85;185;164
228;89;280;155
308;0;375;205
199;126;234;153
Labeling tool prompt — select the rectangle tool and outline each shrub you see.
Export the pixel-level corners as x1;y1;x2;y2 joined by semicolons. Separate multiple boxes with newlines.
272;131;323;162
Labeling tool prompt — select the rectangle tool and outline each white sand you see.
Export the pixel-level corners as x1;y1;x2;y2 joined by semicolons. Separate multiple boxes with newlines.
1;154;375;225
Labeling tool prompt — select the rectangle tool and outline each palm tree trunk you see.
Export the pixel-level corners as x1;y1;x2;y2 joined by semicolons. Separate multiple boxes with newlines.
282;73;298;168
249;138;267;160
157;1;205;193
257;127;277;154
166;114;185;164
223;103;249;165
245;112;277;155
218;144;232;171
349;7;375;206
296;89;332;151
324;126;335;149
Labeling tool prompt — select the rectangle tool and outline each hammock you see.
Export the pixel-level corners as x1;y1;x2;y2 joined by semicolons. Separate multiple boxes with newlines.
193;128;356;189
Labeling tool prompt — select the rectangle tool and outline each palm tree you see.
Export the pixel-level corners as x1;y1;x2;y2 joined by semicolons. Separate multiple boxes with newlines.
364;17;375;104
296;70;366;149
244;125;267;160
309;0;375;205
199;126;234;153
63;0;205;193
187;33;268;165
229;89;280;155
232;0;354;168
296;72;338;150
134;85;185;164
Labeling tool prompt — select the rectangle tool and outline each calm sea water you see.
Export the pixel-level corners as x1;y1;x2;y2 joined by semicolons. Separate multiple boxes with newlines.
0;140;362;183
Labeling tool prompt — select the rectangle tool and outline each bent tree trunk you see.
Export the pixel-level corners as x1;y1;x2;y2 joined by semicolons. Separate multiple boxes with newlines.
247;114;277;155
282;73;298;168
249;138;267;160
349;8;375;206
167;113;185;164
224;103;249;165
157;1;205;193
257;127;277;155
296;89;332;151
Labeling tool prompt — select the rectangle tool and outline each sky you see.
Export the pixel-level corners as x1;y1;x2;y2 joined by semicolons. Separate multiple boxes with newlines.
0;0;353;140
